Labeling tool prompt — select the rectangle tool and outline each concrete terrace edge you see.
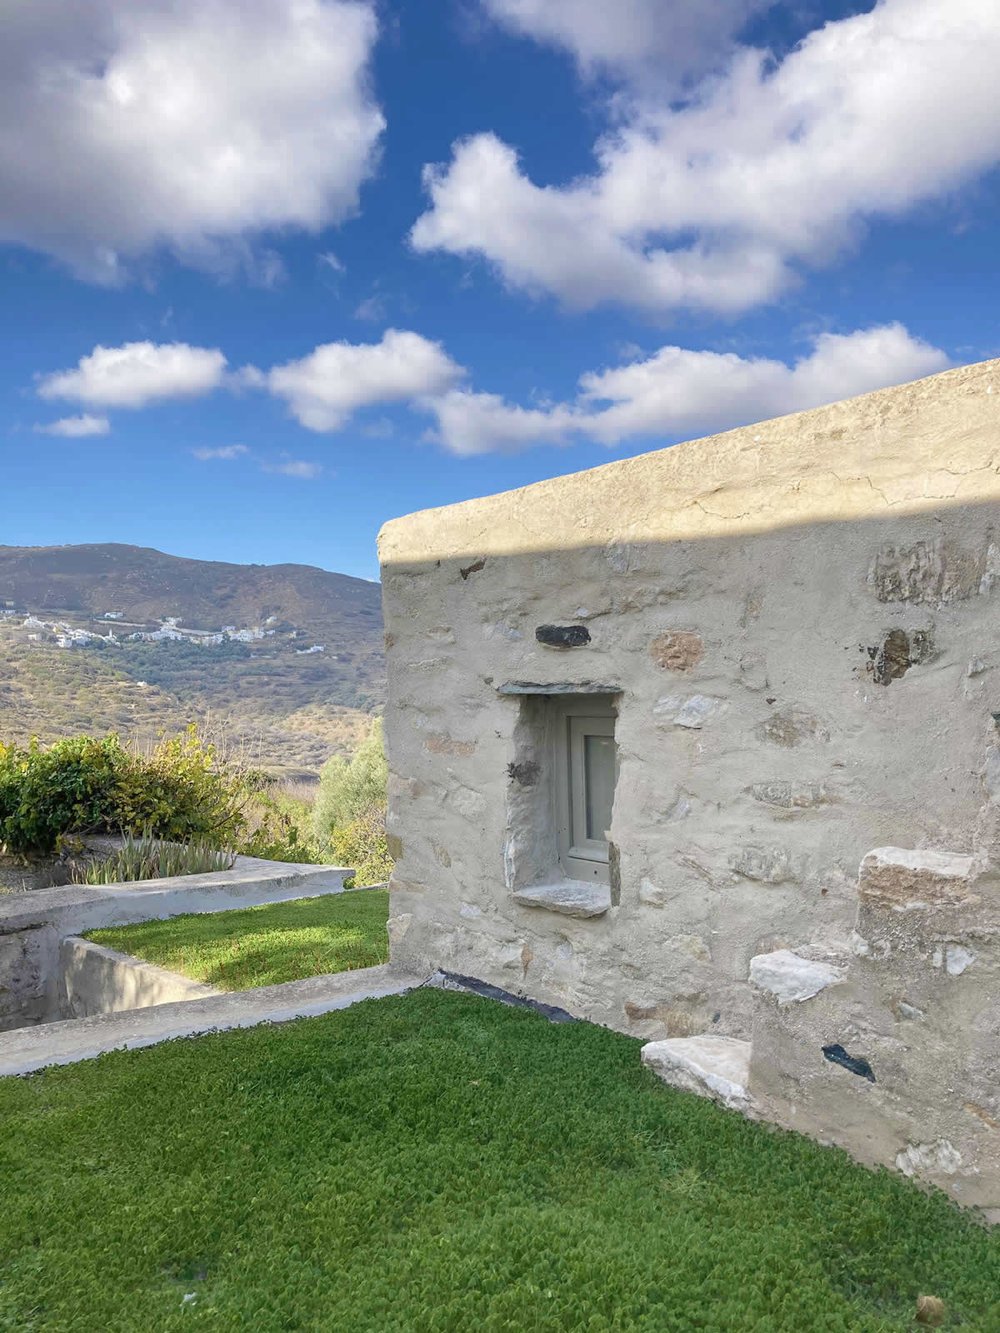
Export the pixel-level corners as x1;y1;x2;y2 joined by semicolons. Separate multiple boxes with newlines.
0;857;354;935
0;965;428;1076
0;857;354;1031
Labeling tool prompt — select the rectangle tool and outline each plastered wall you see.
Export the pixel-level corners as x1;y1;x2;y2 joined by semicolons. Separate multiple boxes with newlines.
379;359;1000;1212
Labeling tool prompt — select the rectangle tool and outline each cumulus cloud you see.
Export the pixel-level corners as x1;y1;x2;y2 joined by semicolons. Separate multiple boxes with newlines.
38;342;227;409
425;323;949;454
427;391;578;457
414;0;1000;315
192;444;249;461
33;414;110;438
265;329;464;431
0;0;383;281
481;0;770;90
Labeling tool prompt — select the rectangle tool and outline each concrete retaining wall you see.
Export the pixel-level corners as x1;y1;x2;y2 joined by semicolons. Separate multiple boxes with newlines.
59;937;220;1019
0;857;351;1030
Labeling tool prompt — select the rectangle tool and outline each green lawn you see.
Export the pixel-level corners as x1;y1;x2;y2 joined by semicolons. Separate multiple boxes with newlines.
0;989;997;1331
84;889;389;990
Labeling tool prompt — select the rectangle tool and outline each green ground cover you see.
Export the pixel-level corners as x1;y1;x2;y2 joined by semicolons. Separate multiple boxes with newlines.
1;989;997;1331
85;889;389;990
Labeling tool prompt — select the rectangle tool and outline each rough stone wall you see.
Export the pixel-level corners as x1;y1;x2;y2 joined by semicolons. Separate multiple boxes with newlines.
379;359;1000;1211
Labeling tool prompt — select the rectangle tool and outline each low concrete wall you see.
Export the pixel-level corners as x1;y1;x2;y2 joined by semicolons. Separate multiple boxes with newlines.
0;857;352;1030
0;964;425;1077
59;937;220;1019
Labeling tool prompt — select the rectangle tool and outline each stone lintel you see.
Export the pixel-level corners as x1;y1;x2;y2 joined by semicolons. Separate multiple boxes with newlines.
497;681;620;696
512;881;611;918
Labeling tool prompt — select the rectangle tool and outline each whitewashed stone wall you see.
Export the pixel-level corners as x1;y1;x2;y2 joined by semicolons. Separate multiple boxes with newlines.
379;359;1000;1214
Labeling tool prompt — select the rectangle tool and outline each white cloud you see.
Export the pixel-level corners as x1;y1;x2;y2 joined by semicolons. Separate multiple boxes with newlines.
354;293;388;323
414;0;1000;315
425;323;949;454
265;329;464;431
578;324;950;444
38;342;227;409
427;391;577;457
482;0;769;90
0;0;383;282
34;414;110;438
192;444;249;461
263;458;324;479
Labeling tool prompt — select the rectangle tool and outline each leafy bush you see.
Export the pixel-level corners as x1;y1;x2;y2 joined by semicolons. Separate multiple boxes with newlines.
328;803;393;886
0;727;253;858
75;833;234;885
313;718;387;835
0;735;130;858
313;719;392;884
115;729;253;848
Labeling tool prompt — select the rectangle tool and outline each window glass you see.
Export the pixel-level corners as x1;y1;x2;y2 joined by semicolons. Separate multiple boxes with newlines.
583;732;615;842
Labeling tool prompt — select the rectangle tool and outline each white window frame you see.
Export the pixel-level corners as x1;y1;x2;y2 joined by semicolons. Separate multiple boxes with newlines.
553;699;618;883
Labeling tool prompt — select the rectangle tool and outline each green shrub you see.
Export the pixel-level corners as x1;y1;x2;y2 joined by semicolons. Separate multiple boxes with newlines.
0;727;253;858
313;719;391;883
115;729;251;847
313;719;387;838
0;735;129;857
328;801;392;885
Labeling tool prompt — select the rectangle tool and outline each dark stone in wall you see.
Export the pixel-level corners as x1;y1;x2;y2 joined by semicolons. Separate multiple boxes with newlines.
459;558;486;581
535;624;591;648
507;760;540;787
822;1043;876;1082
869;627;935;685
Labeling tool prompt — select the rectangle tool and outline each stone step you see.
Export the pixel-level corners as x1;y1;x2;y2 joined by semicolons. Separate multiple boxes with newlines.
641;1035;753;1110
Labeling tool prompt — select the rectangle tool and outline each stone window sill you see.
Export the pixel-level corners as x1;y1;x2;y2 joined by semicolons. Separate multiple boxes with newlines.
512;880;611;918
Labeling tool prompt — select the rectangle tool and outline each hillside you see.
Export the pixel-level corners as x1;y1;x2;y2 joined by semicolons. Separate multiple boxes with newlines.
0;544;385;777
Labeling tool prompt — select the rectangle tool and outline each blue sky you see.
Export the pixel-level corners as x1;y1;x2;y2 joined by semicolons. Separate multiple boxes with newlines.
2;0;998;580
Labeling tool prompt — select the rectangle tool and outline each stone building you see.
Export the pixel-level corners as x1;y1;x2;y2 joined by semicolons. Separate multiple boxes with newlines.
378;358;1000;1217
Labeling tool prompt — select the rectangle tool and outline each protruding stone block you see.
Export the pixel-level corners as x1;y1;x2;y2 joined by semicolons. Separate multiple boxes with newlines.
512;881;611;918
749;949;845;1004
859;847;978;909
641;1035;752;1110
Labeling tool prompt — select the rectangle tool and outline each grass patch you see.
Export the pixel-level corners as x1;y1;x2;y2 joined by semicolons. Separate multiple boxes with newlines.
84;889;389;990
0;989;997;1331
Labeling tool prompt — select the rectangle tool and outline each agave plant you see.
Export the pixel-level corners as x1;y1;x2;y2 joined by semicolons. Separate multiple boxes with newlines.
76;832;235;885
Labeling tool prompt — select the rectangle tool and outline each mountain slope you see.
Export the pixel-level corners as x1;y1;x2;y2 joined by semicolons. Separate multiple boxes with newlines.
0;544;385;776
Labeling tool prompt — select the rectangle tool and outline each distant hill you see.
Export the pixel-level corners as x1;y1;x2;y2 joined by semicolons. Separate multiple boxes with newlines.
0;544;385;777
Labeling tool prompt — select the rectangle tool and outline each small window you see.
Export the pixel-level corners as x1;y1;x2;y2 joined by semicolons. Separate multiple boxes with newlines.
554;698;618;882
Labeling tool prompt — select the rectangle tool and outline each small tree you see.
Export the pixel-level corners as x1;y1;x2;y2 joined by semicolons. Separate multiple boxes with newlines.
313;719;391;884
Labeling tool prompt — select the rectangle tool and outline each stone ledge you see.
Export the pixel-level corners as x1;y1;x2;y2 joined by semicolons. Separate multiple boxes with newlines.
512;881;611;918
641;1035;753;1110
